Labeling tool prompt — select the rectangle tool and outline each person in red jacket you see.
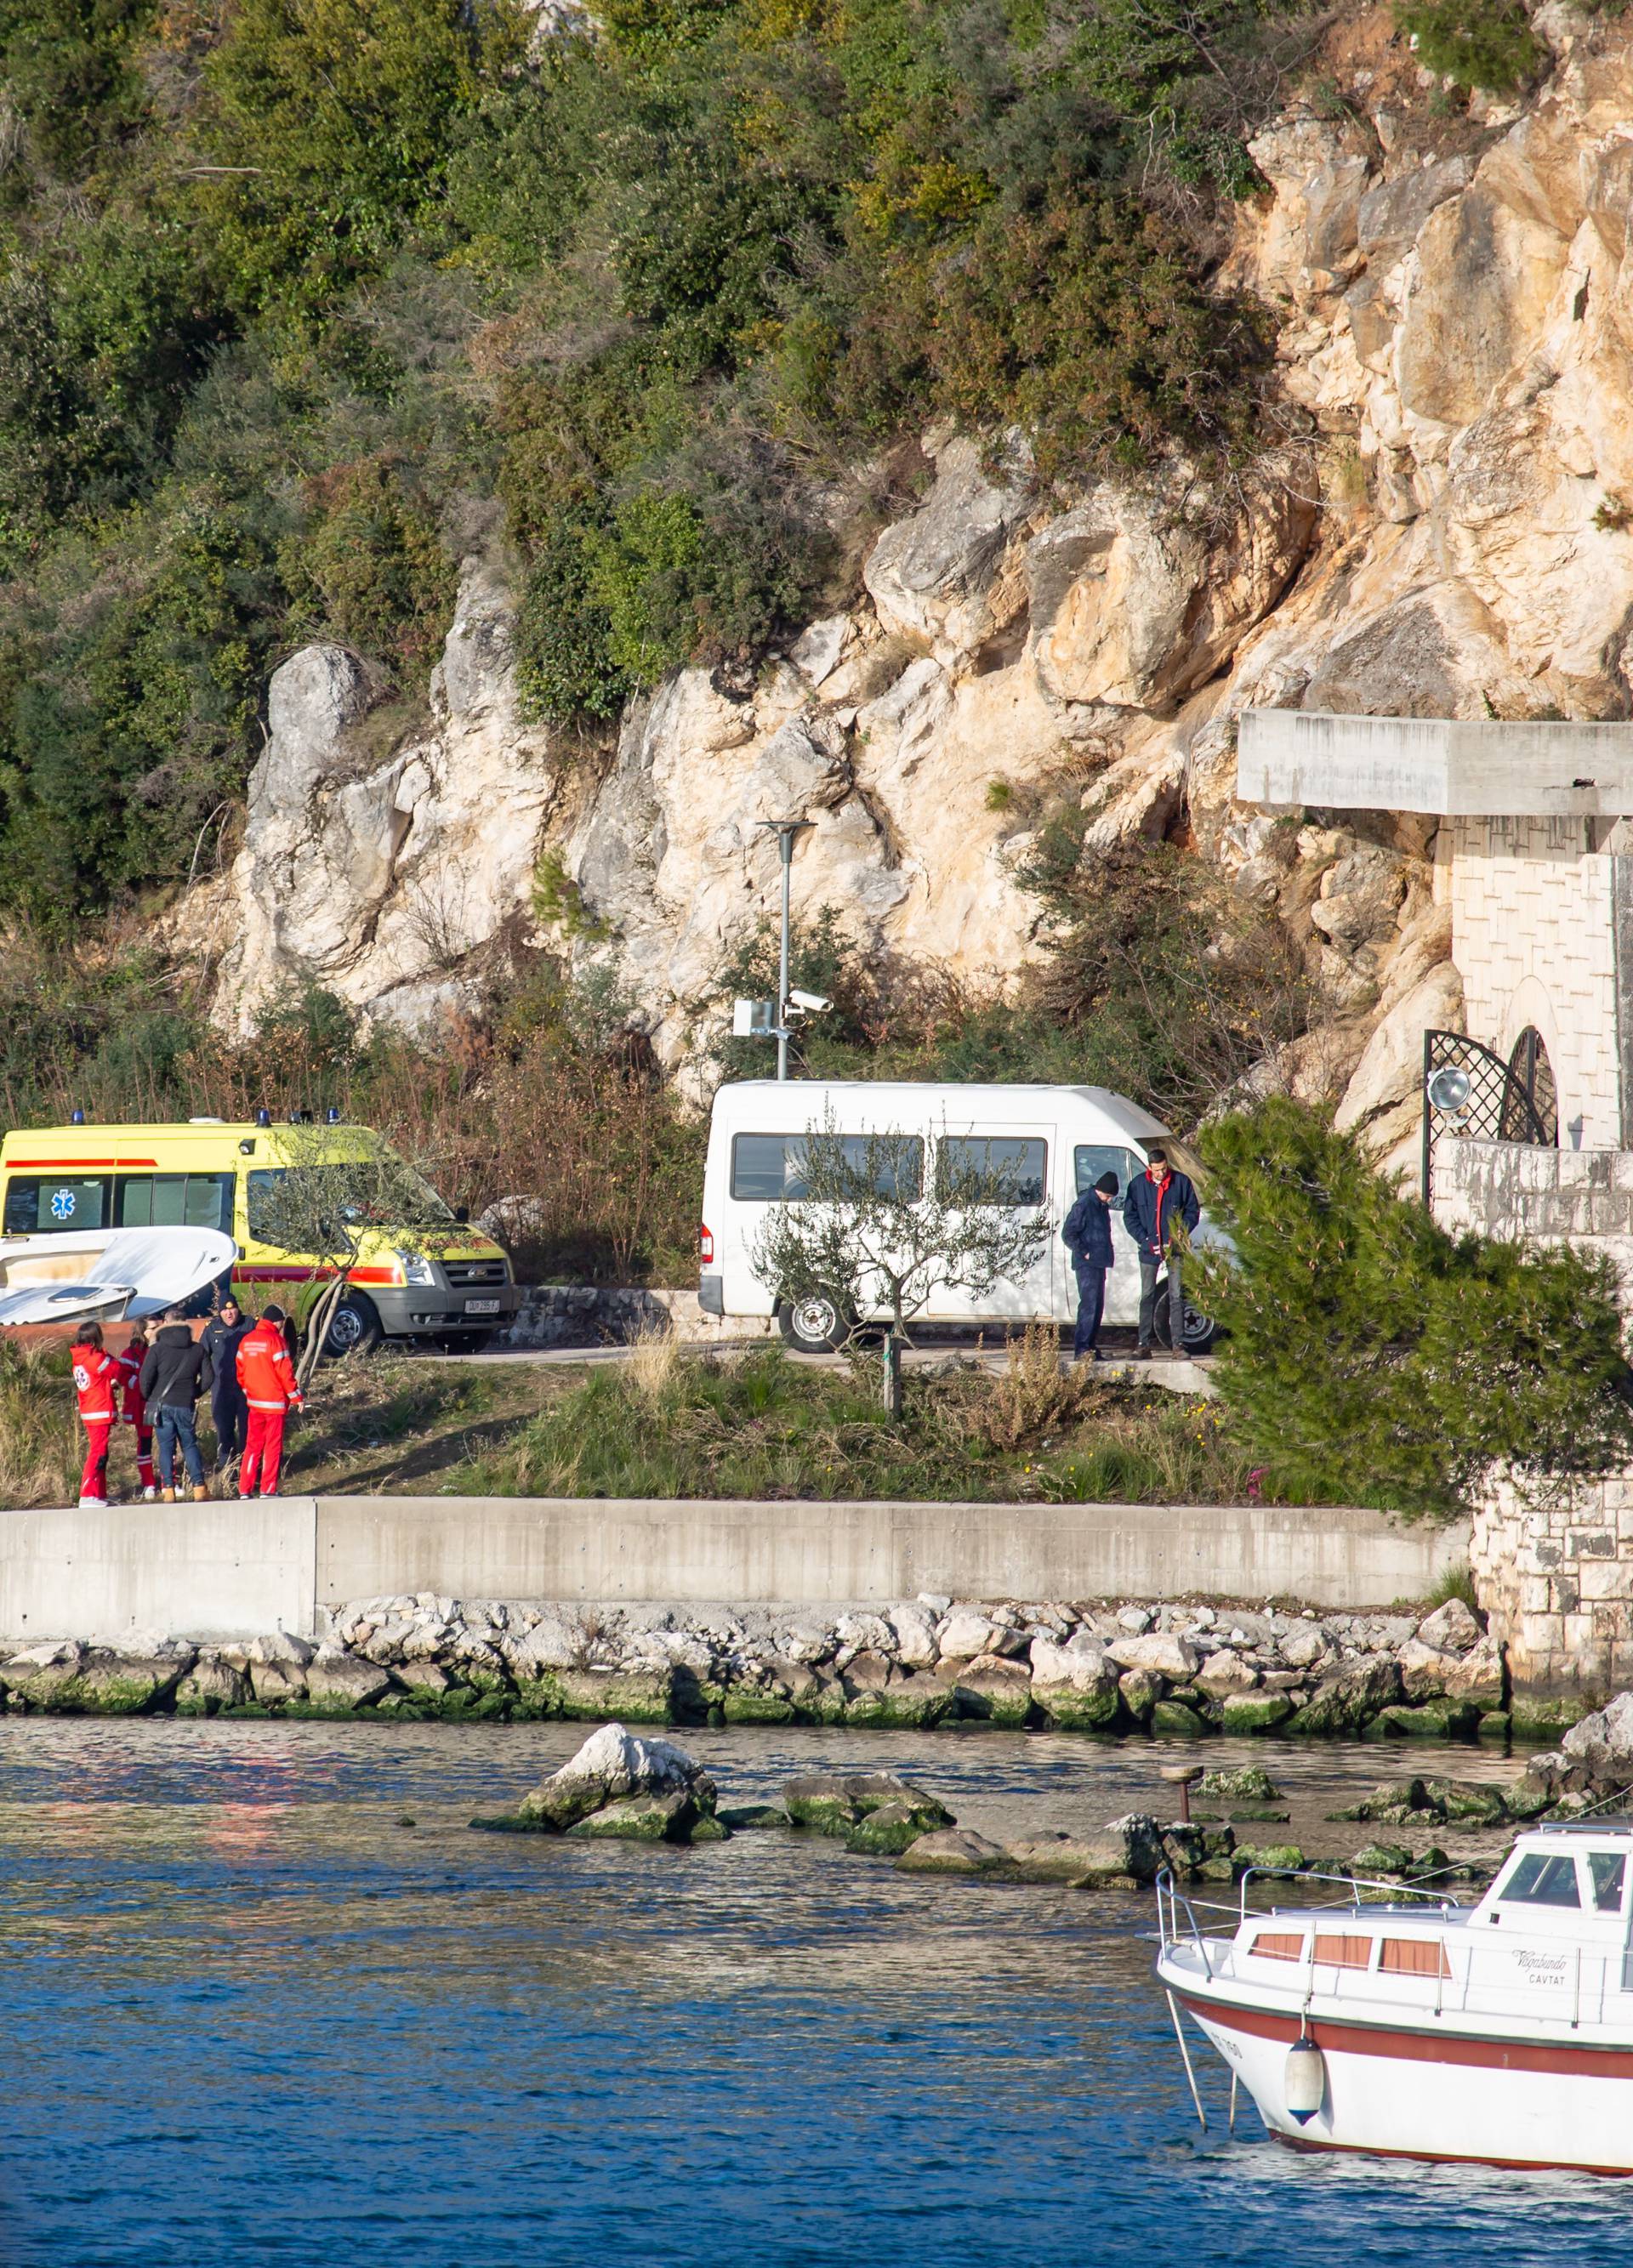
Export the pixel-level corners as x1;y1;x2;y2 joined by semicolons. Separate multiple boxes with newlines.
71;1321;122;1509
236;1305;303;1498
112;1320;157;1502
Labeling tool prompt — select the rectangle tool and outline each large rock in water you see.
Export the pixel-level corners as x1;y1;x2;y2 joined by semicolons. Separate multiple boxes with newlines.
783;1771;953;1838
513;1723;720;1841
1006;1815;1168;1886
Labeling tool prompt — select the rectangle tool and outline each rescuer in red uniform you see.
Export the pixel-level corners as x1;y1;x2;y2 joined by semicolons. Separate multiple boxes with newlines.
236;1304;304;1498
113;1320;157;1501
71;1321;122;1509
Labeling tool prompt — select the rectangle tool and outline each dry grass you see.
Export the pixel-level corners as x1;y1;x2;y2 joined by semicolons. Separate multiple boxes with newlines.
625;1316;681;1399
0;1344;90;1509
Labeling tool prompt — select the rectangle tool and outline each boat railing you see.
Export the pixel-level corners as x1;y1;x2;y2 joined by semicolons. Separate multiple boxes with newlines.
1236;1866;1465;1922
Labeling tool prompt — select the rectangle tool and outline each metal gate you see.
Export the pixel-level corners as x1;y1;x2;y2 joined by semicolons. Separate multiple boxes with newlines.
1421;1027;1556;1209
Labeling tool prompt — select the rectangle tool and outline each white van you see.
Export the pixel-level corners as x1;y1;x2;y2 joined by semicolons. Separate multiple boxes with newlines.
697;1079;1217;1352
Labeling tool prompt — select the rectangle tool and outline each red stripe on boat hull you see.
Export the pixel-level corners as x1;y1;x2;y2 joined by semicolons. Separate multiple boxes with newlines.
1177;1990;1633;2078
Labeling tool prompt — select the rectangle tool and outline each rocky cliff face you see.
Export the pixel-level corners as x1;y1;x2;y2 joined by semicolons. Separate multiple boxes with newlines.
181;18;1633;1168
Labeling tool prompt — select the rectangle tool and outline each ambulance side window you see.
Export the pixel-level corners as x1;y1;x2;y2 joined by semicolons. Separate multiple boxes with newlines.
246;1169;291;1247
3;1176;110;1233
117;1174;235;1235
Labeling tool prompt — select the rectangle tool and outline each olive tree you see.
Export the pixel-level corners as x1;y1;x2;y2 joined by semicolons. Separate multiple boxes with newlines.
749;1111;1049;1408
246;1125;452;1390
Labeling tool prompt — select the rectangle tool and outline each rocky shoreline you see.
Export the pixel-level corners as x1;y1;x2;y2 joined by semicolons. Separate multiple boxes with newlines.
0;1590;1584;1742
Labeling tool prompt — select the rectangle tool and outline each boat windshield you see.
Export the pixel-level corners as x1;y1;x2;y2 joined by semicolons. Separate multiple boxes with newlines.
1496;1852;1580;1907
1590;1852;1626;1913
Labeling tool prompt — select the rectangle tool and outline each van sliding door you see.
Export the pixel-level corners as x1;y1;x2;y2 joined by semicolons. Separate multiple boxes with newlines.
932;1125;1056;1325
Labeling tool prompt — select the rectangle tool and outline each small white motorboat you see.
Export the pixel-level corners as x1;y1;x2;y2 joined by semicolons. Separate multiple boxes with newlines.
0;1226;236;1327
1156;1822;1633;2174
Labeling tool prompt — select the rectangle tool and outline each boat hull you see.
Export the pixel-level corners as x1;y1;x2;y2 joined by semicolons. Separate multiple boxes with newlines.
1176;1987;1633;2175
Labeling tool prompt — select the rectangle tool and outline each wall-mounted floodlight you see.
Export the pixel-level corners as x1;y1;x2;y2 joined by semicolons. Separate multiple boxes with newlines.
1425;1064;1473;1119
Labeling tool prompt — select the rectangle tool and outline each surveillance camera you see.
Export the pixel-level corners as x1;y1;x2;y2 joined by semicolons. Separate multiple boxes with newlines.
788;988;832;1014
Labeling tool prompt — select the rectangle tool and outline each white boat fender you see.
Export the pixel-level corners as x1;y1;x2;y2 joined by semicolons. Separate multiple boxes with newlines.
1285;2035;1326;2124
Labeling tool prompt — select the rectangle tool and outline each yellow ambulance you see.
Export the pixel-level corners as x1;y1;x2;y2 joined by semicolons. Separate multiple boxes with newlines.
0;1117;520;1352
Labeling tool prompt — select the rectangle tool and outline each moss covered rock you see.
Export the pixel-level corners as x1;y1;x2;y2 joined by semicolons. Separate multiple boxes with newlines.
1220;1694;1294;1737
896;1828;1010;1876
568;1790;725;1844
552;1668;678;1725
1150;1700;1209;1739
785;1771;949;1836
845;1793;957;1855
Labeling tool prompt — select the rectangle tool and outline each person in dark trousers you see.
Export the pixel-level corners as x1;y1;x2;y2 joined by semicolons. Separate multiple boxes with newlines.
202;1296;253;1478
1061;1169;1120;1362
139;1308;214;1502
1122;1142;1201;1359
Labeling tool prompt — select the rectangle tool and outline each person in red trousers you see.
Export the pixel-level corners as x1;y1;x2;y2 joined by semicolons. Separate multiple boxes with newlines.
236;1304;303;1498
113;1319;157;1502
71;1321;122;1509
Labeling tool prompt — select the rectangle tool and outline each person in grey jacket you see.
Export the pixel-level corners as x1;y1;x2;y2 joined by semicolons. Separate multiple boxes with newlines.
138;1310;214;1502
1061;1169;1120;1362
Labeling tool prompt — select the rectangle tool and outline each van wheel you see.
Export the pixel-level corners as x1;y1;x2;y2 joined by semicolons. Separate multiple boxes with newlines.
323;1292;383;1359
778;1291;848;1354
1158;1288;1216;1357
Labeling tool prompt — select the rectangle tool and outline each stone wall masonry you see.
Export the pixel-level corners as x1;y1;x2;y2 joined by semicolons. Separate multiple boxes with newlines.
1471;1471;1633;1697
1445;817;1622;1151
498;1286;775;1350
1431;1139;1633;1309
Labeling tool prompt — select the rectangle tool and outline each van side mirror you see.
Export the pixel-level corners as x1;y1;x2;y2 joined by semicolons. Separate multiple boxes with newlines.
454;1203;469;1224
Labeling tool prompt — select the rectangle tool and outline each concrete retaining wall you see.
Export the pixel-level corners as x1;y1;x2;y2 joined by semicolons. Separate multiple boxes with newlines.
499;1285;774;1350
0;1492;1468;1642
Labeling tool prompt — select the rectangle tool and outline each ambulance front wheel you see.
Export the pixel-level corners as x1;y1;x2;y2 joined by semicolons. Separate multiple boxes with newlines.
322;1291;384;1359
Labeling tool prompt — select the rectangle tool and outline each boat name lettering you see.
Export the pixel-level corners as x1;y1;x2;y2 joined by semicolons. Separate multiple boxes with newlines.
1515;1952;1569;1981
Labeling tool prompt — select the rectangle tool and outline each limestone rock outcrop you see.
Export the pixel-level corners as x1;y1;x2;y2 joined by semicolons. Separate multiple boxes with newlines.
159;26;1633;1187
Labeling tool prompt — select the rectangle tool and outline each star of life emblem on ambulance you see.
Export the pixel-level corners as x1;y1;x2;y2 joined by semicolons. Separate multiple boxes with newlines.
49;1189;75;1220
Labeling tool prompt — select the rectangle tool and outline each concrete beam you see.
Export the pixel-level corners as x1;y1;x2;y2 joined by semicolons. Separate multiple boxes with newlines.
1238;708;1633;817
0;1493;1468;1641
316;1495;1465;1612
0;1497;317;1644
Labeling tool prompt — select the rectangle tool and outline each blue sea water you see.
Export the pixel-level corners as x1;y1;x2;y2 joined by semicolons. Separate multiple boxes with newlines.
0;1717;1629;2267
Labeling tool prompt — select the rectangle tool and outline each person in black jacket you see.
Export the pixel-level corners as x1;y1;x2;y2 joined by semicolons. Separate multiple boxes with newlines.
1061;1169;1120;1362
138;1310;214;1502
1122;1143;1202;1358
201;1296;254;1480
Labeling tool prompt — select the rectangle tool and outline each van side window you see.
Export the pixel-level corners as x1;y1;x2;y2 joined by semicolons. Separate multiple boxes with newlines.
3;1176;110;1233
117;1174;235;1236
936;1136;1047;1206
729;1134;924;1202
1074;1145;1142;1201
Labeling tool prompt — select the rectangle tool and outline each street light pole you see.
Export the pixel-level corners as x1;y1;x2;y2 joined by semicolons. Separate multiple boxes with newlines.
760;817;811;1081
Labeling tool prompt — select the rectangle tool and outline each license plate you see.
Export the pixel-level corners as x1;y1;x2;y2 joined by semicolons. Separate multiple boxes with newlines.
464;1298;502;1315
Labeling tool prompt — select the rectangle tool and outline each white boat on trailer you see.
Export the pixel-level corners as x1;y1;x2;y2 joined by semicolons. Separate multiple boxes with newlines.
1155;1822;1633;2175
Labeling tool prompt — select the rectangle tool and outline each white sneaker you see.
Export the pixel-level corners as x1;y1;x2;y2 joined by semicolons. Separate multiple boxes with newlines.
77;1494;107;1509
142;1487;157;1502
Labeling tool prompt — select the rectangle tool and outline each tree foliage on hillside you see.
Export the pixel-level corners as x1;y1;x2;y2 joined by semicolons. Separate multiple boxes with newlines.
1196;1100;1633;1521
0;0;1320;921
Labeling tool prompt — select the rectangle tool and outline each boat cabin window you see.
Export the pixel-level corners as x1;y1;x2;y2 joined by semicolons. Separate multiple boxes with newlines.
728;1133;925;1203
1497;1851;1581;1907
936;1136;1047;1207
3;1174;110;1233
1312;1934;1373;1970
1073;1145;1143;1202
1249;1931;1305;1961
1589;1851;1626;1913
1379;1939;1452;1978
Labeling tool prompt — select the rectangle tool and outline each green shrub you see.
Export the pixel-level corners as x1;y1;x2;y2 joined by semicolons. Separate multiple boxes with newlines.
1197;1099;1633;1519
282;458;454;668
1394;0;1545;92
